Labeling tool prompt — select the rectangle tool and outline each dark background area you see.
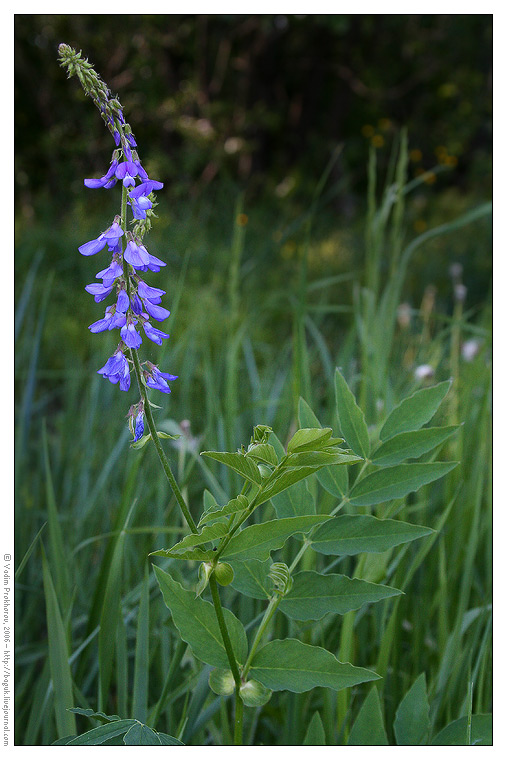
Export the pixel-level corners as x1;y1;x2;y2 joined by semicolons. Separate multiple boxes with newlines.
16;14;492;209
14;14;492;407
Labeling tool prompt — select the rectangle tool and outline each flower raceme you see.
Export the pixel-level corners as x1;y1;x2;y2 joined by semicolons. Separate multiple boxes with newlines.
59;43;178;438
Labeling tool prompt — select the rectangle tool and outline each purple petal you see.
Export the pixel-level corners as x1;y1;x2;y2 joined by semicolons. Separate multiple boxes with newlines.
84;177;108;188
143;300;171;322
116;289;130;313
137;280;166;300
78;237;107;256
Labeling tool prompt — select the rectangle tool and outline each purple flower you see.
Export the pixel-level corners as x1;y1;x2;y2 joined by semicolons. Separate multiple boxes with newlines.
143;321;170;345
84;158;119;189
145;363;178;393
134;411;144;441
146;253;167;272
137;280;166;301
120;321;143;349
115;160;138;187
116;288;130;313
79;221;123;257
131;294;144;315
85;282;114;303
96;259;123;287
143;300;170;322
124;240;150;268
129;180;164;198
129;194;153;220
134;161;149;180
98;349;131;391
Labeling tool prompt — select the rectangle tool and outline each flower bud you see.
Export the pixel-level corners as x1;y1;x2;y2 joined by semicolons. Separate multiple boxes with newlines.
239;679;272;707
214;562;234;586
209;669;235;696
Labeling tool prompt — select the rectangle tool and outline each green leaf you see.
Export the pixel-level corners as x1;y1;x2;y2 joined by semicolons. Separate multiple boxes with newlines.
261;458;359;504
245;443;279;466
201;450;262;484
165;523;228;553
287;427;334;453
149;547;215;561
249;639;380;693
68;709;120;723
203;489;217;510
52;736;78;745
229;558;272;599
156;431;180;440
271;479;315;519
371;425;460;466
158;732;186;746
285;450;356;468
41;547;76;739
130;434;152;450
431;714;492;746
347;687;388;745
380;379;452;441
310;514;433;556
317;463;349;498
123;723;162;745
66;720;136;745
298;398;348;497
303;711;326;745
198;494;249;527
279;571;402;621
222;515;330;562
153;566;247;668
394;673;430;745
349;462;458;506
335;367;370;458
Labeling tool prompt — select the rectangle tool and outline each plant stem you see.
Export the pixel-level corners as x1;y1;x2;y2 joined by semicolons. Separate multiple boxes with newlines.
209;575;243;745
242;594;282;679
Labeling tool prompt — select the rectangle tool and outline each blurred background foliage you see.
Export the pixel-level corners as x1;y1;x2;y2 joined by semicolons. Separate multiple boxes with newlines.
15;14;492;401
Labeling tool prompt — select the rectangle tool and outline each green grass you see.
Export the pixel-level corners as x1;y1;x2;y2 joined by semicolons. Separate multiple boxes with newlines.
14;141;491;745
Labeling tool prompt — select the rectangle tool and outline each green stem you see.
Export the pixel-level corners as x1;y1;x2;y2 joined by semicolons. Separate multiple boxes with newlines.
242;594;282;679
209;576;243;745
